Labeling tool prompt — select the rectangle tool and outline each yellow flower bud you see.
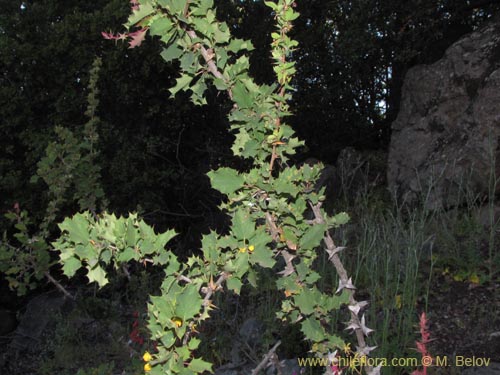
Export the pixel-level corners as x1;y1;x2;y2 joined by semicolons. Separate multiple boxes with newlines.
143;351;153;362
248;245;255;252
172;317;183;327
239;247;246;253
144;363;152;372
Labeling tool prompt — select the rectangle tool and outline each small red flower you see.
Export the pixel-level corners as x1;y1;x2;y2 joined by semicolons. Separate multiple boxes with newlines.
129;311;145;345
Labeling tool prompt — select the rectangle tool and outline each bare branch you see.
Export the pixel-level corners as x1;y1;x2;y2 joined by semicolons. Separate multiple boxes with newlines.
251;340;281;375
44;271;75;300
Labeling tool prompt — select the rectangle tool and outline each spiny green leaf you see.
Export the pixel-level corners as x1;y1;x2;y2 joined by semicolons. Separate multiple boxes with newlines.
227;38;254;53
161;43;183;62
328;212;350;227
127;3;155;26
250;245;275;268
207;167;244;195
117;247;138;263
226;276;243;294
301;316;326;342
156;229;177;248
74;244;94;260
213;77;228;91
191;0;214;16
175;285;203;320
232;81;252;109
170;74;192;96
61;256;81;278
86;266;109;287
201;231;219;263
188;357;213;373
231;209;255;240
149;17;174;36
188;337;201;350
59;213;90;244
294;291;315;315
125;220;136;247
231;129;250;156
299;224;326;250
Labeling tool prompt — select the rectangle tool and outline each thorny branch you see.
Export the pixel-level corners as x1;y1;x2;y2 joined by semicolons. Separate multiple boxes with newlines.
310;202;375;374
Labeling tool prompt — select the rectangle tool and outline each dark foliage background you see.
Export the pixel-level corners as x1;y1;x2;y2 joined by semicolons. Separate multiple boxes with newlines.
1;0;499;248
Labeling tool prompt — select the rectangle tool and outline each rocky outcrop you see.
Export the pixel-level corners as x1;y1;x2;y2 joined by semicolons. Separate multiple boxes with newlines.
388;17;500;209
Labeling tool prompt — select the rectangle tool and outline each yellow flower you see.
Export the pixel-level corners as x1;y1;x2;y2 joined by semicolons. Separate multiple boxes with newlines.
248;245;255;252
239;247;246;253
172;317;183;327
343;342;351;355
143;351;153;362
144;363;152;372
469;273;480;284
394;294;402;309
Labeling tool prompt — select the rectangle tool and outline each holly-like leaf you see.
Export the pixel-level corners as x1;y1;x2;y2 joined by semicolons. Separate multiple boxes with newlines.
207;167;244;195
188;337;201;350
127;2;155;26
201;231;219;263
117;247;138;263
250;245;275;268
232;81;252;109
175;285;203;321
128;28;149;49
61;256;82;278
170;74;192;96
156;229;177;248
213;77;228;91
326;334;345;349
227;38;254;53
231;129;250;156
233;251;250;278
125;219;136;247
226;276;243;294
328;212;350;228
149;17;173;36
273;171;300;197
74;244;94;260
301;316;326;342
188;357;213;373
86;266;109;287
294;291;316;315
161;43;183;62
59;213;90;244
231;209;255;240
299;224;326;250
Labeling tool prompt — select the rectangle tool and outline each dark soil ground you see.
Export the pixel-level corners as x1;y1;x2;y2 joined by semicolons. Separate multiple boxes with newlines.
426;275;500;373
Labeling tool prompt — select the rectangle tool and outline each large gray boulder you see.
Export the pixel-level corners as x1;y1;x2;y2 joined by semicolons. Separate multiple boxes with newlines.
388;17;500;209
